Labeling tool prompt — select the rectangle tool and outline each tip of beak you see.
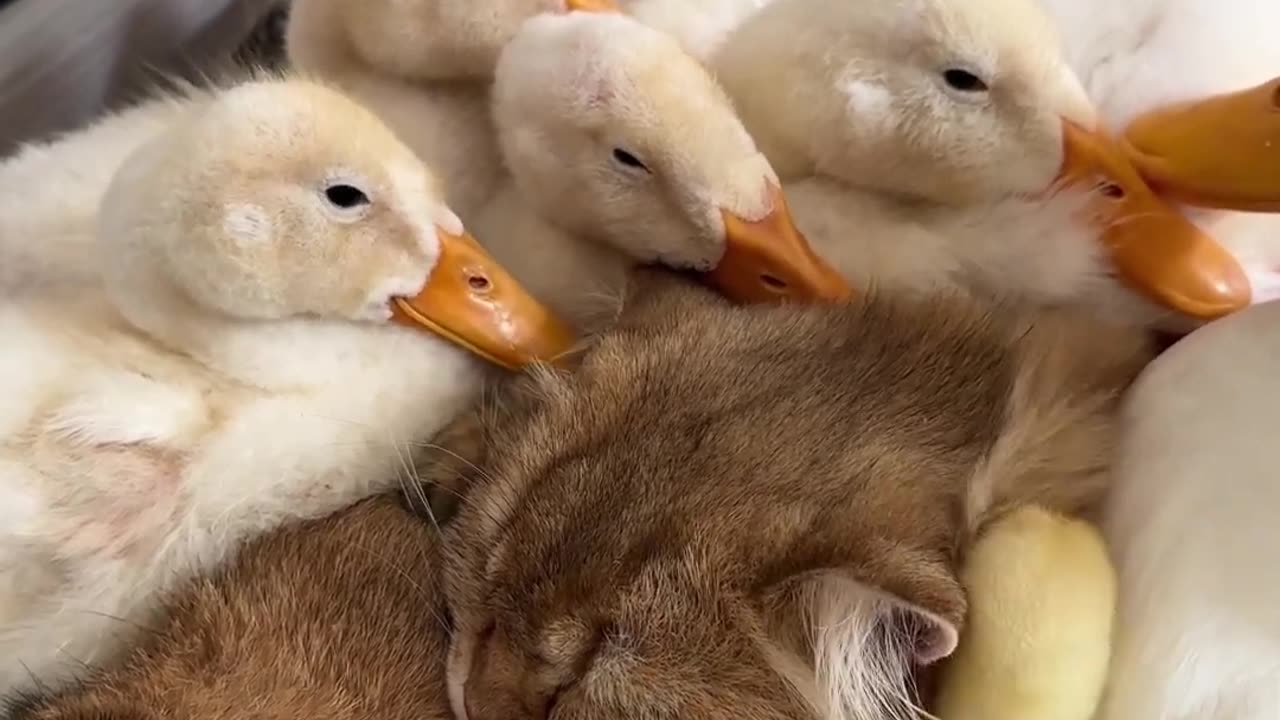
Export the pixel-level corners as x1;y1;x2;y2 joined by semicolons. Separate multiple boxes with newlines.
390;228;578;370
1107;216;1253;320
709;188;852;304
564;0;620;12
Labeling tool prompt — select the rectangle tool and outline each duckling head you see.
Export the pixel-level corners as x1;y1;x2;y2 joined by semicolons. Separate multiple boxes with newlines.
97;78;572;374
714;0;1098;205
491;12;850;304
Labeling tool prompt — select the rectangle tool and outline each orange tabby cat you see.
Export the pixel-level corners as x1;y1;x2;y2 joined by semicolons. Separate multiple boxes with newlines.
8;271;1151;720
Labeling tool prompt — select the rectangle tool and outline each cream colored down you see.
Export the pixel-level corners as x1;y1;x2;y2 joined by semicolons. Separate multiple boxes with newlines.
621;0;776;61
0;79;488;696
935;506;1116;720
476;11;782;331
698;0;1176;327
285;0;507;219
711;0;1095;202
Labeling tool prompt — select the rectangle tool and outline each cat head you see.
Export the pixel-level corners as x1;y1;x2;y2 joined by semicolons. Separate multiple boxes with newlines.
431;271;1150;720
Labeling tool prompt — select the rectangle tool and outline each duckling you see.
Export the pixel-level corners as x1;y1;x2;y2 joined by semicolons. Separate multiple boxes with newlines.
0;77;572;695
1098;298;1280;720
1041;0;1280;302
934;506;1117;720
710;0;1248;326
474;11;849;330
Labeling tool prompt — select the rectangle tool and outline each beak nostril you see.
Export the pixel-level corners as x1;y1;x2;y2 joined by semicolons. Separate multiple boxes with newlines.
1098;182;1127;200
467;274;492;292
1270;82;1280;110
760;273;788;292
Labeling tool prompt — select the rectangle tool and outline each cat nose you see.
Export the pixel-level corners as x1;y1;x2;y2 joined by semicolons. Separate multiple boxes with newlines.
464;625;555;720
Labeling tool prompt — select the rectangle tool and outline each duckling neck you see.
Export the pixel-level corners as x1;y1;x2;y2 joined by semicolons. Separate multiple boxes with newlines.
100;246;441;391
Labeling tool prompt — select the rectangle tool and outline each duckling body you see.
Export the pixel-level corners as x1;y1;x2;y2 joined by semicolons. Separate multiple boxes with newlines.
934;506;1116;720
0;78;568;695
1099;299;1280;720
0;288;478;693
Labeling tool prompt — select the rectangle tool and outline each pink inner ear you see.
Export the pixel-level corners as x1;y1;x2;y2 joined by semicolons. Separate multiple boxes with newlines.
902;609;959;666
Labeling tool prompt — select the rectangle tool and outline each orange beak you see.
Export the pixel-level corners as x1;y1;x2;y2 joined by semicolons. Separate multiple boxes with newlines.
706;184;853;304
391;228;576;370
1122;76;1280;212
565;0;620;12
1056;119;1251;320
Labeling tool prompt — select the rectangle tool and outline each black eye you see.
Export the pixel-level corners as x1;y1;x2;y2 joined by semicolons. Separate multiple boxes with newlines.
324;183;370;209
943;69;989;92
612;148;650;172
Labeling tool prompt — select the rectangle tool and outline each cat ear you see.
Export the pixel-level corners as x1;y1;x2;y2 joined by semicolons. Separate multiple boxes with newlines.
797;569;961;667
772;568;962;720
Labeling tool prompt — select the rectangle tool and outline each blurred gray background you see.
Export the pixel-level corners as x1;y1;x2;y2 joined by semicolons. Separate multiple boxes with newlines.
0;0;291;156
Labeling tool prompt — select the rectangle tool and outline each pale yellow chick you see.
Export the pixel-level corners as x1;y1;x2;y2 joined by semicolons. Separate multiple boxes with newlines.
934;506;1116;720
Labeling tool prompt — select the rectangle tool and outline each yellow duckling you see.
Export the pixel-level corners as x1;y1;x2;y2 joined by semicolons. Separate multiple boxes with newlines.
935;506;1116;720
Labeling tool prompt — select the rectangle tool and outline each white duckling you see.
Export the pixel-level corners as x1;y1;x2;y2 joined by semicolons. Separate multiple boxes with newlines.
1041;0;1280;302
474;10;849;330
710;0;1249;327
284;0;616;218
1099;299;1280;720
0;77;571;695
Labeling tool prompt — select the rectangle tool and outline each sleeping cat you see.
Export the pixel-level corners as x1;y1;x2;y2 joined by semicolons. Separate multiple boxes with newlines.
7;271;1152;720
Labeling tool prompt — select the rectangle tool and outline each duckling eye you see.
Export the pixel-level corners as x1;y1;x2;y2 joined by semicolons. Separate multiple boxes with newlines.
942;69;989;93
611;148;650;173
324;183;371;209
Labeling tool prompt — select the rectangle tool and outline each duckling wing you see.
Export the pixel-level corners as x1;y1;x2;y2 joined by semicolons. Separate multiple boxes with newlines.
0;301;213;692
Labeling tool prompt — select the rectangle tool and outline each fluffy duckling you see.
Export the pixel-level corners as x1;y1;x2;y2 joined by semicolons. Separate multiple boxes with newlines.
286;2;847;317
474;11;849;330
1042;0;1280;302
934;506;1117;720
0;77;571;695
1099;299;1280;720
710;0;1249;327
